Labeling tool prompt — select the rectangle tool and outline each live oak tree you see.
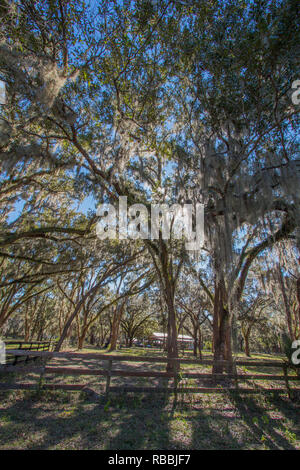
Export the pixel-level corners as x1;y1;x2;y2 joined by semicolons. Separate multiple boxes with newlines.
0;0;299;374
157;0;300;371
238;293;272;357
176;270;213;358
120;293;158;347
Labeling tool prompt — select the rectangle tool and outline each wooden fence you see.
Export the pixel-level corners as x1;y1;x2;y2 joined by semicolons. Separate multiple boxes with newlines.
0;350;299;398
4;341;57;365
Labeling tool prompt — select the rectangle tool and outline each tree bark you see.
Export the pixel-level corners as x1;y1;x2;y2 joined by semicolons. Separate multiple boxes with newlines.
243;331;251;357
296;275;300;337
109;302;125;351
55;277;112;351
165;283;179;372
277;265;294;340
212;277;233;374
193;326;198;357
198;328;203;361
78;328;88;349
146;239;180;373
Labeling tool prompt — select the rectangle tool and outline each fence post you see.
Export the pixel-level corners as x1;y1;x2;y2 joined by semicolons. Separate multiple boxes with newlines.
283;363;293;400
105;359;113;399
26;342;32;363
233;358;239;391
36;363;46;394
173;358;180;402
14;342;22;365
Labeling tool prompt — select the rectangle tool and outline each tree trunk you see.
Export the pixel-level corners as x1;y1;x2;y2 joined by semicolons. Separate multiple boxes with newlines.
225;316;233;371
193;326;198;357
55;281;102;351
277;265;294;340
24;306;29;342
296;275;300;337
90;330;95;345
147;239;179;373
212;278;233;374
109;303;125;351
56;303;84;351
165;284;179;372
198;328;203;361
78;335;85;350
243;331;251;357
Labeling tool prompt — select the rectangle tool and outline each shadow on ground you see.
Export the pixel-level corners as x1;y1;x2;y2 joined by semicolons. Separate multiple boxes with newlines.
0;389;299;450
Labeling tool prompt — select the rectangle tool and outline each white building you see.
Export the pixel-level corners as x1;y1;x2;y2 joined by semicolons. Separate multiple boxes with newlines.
149;332;193;349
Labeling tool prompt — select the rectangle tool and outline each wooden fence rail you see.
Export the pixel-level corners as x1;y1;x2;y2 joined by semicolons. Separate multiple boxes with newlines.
3;341;57;366
0;350;299;398
1;349;286;366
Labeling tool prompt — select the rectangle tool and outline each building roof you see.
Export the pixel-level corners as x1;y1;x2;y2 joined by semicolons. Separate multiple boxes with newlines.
150;332;193;342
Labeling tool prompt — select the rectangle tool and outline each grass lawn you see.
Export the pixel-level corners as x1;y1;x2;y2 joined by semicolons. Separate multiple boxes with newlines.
0;347;299;450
